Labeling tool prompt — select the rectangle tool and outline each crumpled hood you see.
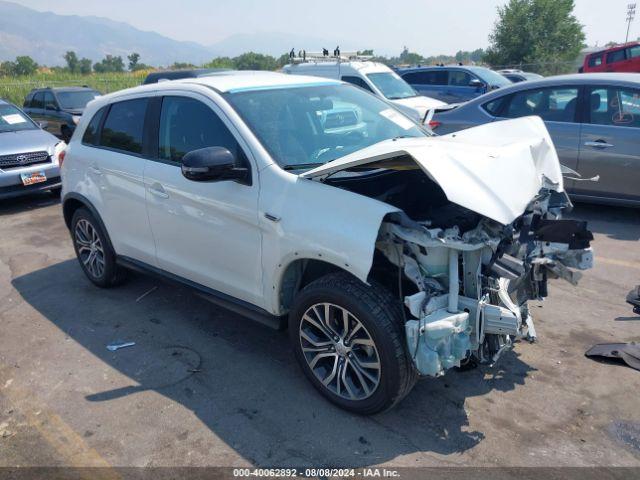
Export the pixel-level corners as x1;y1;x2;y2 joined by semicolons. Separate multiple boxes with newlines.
392;95;447;116
301;116;563;225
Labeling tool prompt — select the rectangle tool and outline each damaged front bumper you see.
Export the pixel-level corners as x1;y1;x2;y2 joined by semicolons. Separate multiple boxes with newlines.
378;190;594;377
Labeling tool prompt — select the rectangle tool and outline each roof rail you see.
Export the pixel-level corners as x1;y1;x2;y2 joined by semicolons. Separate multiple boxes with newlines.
288;46;373;64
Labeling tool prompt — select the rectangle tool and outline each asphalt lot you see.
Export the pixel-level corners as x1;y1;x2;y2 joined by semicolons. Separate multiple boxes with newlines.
0;192;639;469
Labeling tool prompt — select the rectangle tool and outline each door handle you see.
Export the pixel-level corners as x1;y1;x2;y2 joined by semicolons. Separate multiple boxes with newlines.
89;165;102;175
148;184;169;199
584;141;614;148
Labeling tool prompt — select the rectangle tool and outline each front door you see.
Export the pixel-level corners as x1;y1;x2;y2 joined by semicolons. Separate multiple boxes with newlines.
143;94;264;308
575;85;640;202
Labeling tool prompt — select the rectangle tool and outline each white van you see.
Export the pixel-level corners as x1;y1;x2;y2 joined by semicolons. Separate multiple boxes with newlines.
282;60;446;121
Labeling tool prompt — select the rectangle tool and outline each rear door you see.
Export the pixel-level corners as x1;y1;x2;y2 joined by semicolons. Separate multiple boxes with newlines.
604;48;628;72
496;86;582;183
400;70;448;102
575;85;640;202
88;97;156;265
143;93;264;307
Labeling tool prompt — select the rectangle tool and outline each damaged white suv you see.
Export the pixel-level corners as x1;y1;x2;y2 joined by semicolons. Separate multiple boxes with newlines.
61;71;593;414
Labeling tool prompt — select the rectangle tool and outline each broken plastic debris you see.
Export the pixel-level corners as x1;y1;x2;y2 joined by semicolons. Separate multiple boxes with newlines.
106;341;136;352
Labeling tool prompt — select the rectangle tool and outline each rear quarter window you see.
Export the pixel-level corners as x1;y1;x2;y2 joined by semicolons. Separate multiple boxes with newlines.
82;107;107;146
98;99;148;155
588;54;603;67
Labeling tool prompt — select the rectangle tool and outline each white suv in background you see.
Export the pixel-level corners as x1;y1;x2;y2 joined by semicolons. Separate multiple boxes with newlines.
282;60;446;121
61;71;592;414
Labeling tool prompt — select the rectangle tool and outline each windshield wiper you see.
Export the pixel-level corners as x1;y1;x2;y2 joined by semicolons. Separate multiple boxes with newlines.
282;162;324;171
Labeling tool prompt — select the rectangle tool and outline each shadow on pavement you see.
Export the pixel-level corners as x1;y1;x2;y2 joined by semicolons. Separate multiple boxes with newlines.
0;191;60;217
12;259;535;467
568;202;640;242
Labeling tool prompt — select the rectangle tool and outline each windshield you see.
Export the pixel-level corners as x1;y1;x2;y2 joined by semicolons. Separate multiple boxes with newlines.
366;72;417;100
56;90;100;110
0;104;37;133
475;68;512;87
225;83;427;170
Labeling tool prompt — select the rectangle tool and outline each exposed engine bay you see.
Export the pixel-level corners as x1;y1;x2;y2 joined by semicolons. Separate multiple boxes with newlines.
304;117;594;377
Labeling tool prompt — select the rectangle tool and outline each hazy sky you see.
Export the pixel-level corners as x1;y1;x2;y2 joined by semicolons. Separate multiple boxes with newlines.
12;0;639;55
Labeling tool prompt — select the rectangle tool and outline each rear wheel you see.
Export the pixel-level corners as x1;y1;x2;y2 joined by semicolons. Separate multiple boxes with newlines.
71;208;126;288
289;272;416;414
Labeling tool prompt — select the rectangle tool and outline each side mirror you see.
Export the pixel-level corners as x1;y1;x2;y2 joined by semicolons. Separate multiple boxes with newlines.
181;146;249;184
38;121;49;129
469;78;484;88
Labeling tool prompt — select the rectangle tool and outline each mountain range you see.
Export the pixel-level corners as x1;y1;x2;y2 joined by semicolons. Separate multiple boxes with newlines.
0;1;328;66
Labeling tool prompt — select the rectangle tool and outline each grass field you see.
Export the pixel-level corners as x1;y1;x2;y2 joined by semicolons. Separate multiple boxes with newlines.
0;71;148;106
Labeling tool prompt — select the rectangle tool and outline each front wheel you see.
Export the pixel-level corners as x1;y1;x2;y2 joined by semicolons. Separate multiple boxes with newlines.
289;272;416;414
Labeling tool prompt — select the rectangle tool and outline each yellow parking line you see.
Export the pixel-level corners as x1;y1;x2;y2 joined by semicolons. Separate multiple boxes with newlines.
0;365;120;480
597;256;640;270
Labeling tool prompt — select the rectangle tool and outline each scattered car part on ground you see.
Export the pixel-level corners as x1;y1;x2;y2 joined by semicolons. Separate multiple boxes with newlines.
585;343;640;371
627;285;640;315
0;98;65;200
106;341;136;352
23;86;101;142
430;73;640;208
61;72;593;413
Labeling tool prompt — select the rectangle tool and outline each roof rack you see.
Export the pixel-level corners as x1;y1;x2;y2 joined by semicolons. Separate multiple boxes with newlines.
288;47;373;64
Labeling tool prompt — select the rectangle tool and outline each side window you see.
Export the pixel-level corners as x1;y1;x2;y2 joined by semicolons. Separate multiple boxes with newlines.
588;87;640;128
82;107;106;146
23;92;33;108
503;87;579;122
628;45;640;59
449;71;472;86
607;49;626;64
99;98;148;155
158;96;241;163
341;76;374;93
401;70;447;85
483;96;507;116
44;92;57;110
588;54;603;67
32;92;44;109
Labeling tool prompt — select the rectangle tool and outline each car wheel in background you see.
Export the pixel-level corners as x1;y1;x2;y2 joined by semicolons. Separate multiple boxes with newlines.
289;272;416;414
71;207;126;288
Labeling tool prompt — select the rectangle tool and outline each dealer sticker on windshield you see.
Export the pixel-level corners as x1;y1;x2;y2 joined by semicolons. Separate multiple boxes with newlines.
2;114;28;125
20;171;47;186
379;108;415;130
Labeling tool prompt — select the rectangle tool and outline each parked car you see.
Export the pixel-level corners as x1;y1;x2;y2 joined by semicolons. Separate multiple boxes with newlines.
497;69;544;83
23;87;101;142
142;68;231;84
61;72;592;413
0;99;65;199
282;60;446;121
396;65;512;103
581;42;640;73
430;73;640;207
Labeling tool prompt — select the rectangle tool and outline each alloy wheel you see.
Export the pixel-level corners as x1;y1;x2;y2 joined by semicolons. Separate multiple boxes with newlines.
74;218;105;279
299;302;381;400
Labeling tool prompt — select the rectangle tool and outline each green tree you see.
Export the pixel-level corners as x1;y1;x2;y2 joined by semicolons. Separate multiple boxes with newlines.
79;58;93;74
203;57;236;69
232;52;277;70
484;0;585;73
8;56;39;76
64;51;79;73
93;55;125;73
127;52;140;71
398;47;423;65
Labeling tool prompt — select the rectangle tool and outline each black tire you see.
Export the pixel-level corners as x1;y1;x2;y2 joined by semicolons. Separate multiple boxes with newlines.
49;186;62;197
289;272;417;414
70;207;126;288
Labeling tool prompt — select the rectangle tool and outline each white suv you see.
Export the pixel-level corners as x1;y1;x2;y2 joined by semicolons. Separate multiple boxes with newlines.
62;71;593;414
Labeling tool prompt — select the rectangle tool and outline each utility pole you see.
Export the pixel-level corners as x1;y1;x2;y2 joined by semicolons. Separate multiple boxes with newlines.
627;3;636;43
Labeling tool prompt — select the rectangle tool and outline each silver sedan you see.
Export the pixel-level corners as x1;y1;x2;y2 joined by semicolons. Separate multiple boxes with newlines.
432;73;640;207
